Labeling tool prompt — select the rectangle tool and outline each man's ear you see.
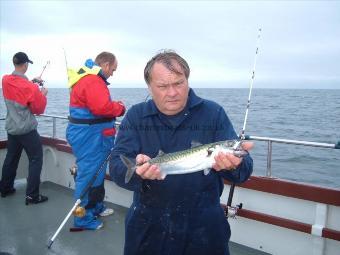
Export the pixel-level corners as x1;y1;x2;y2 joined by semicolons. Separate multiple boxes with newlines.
100;61;109;70
147;85;152;97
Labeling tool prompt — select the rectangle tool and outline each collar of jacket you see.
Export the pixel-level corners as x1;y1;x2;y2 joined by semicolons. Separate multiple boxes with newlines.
12;70;29;80
97;71;110;86
68;66;104;88
142;88;203;118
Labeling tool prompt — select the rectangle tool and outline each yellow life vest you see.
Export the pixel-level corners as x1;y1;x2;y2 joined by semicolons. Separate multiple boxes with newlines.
67;66;102;88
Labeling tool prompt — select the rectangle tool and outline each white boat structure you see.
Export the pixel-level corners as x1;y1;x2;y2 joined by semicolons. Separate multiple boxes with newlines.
0;114;339;255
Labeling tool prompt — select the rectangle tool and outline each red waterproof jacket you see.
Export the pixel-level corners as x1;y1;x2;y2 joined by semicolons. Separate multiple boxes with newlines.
69;74;124;118
2;73;47;135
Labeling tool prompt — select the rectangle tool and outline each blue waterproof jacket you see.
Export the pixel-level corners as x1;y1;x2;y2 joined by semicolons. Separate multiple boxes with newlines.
110;89;253;255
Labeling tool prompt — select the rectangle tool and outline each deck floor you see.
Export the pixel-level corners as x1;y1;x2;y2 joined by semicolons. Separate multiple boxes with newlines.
0;180;269;255
0;181;126;255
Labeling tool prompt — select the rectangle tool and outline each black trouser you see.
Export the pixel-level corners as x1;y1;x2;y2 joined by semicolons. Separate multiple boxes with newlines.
0;129;43;198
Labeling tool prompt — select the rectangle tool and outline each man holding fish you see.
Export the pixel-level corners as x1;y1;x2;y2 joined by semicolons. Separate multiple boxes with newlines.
110;50;253;255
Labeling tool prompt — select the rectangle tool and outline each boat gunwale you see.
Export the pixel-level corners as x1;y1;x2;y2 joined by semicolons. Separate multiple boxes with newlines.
226;176;340;206
221;205;340;242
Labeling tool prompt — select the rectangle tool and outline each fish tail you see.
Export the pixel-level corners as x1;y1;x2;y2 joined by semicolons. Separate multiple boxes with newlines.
120;155;136;183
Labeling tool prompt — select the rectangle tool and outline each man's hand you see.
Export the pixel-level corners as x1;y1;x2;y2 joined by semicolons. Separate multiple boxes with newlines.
117;101;126;116
213;141;254;171
32;77;44;86
40;87;48;96
135;154;163;180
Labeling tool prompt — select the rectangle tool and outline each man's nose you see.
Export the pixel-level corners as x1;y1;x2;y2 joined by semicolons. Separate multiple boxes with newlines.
167;85;178;96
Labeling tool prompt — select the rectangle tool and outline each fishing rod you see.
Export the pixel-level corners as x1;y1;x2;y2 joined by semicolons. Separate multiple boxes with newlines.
62;47;72;88
239;29;261;140
226;28;262;218
39;61;50;78
63;47;78;89
47;147;114;249
63;47;69;74
32;61;50;87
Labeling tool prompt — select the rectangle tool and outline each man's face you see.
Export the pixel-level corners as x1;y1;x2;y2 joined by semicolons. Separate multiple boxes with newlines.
148;62;189;116
24;63;29;72
101;60;117;79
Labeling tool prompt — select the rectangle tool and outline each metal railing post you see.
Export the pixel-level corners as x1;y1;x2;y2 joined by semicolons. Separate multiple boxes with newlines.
52;117;57;138
266;140;272;177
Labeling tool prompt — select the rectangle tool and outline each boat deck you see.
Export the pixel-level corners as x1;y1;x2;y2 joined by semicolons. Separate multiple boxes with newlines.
0;181;270;255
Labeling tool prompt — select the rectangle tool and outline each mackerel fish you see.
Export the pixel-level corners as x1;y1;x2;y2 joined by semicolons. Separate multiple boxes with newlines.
120;140;248;183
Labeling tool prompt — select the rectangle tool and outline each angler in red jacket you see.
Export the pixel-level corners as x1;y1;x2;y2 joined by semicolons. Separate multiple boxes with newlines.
0;52;48;205
66;52;126;230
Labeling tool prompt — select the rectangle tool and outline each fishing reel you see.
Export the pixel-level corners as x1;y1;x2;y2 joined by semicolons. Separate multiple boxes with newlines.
33;61;50;87
225;203;243;218
73;205;86;217
69;164;77;177
32;78;45;87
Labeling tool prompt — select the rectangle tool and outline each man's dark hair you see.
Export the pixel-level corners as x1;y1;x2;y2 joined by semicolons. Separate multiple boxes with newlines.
95;52;116;66
144;50;190;85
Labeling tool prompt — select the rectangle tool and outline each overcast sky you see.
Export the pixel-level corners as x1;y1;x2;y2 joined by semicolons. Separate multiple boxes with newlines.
1;0;339;89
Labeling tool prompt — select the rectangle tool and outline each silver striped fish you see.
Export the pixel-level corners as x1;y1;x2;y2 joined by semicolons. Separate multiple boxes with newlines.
120;140;248;183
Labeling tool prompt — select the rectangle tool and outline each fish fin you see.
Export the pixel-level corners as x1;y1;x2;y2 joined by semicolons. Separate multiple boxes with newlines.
157;150;165;156
233;150;248;158
160;171;167;180
203;168;211;175
191;140;202;148
120;155;136;183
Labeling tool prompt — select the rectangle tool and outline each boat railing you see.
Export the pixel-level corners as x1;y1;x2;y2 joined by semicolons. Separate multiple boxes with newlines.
1;114;339;178
245;135;339;177
38;114;69;138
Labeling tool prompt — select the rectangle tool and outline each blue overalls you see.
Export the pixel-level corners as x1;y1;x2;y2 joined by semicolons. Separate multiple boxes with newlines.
66;109;114;229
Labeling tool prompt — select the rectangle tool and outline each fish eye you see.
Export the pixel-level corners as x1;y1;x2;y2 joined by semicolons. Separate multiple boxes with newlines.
207;147;214;156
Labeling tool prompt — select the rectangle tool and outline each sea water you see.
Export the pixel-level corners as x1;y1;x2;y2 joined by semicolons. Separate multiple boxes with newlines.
1;88;339;188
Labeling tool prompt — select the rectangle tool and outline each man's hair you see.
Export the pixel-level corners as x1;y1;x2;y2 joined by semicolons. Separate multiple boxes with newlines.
95;52;116;66
144;49;190;85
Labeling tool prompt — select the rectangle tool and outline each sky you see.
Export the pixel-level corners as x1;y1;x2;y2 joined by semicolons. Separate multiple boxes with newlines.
1;0;339;89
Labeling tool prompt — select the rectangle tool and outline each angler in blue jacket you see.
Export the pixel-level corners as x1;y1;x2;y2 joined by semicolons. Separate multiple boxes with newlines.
110;50;253;255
